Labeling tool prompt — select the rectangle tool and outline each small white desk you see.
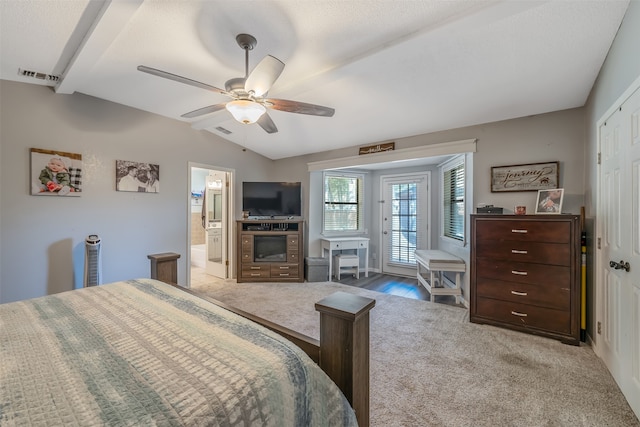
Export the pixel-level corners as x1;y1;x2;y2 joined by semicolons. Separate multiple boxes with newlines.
414;249;465;304
321;237;369;280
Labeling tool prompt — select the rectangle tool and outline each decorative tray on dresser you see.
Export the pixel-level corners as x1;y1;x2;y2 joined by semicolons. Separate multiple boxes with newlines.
470;214;581;345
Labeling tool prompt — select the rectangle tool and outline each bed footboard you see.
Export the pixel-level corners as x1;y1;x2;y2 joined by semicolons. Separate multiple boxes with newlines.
316;291;376;427
172;284;375;427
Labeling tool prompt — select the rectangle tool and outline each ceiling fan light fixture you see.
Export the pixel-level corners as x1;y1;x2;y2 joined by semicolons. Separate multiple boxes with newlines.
225;100;266;124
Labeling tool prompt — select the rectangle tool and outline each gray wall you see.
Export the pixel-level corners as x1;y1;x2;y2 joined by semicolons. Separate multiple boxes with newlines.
0;81;274;303
4;0;637;305
583;0;640;339
277;108;586;302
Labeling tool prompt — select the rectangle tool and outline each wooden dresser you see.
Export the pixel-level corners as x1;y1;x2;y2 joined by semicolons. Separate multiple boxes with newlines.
237;220;304;283
470;214;581;345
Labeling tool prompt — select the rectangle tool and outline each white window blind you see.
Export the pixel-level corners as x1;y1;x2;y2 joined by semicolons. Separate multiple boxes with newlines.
442;158;465;241
323;172;364;232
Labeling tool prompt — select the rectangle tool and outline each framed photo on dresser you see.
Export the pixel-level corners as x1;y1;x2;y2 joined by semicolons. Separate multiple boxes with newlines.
535;188;564;214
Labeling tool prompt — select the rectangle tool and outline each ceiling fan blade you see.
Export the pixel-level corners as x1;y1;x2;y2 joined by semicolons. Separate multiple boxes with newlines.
181;103;227;119
266;99;335;117
244;55;285;97
138;65;227;95
257;112;278;134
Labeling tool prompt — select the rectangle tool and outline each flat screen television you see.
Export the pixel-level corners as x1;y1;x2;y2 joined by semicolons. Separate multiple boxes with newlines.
242;182;302;217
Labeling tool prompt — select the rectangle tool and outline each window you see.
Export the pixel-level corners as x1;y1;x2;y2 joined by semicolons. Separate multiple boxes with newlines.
323;172;364;233
442;156;465;242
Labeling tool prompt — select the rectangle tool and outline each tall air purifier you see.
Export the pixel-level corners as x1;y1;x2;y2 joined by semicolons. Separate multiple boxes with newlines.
84;234;102;287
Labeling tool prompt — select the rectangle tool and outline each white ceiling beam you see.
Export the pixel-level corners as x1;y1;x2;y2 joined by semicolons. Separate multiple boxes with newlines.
55;0;144;94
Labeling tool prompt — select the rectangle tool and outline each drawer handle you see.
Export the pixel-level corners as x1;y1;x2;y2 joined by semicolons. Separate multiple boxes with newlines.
511;270;528;276
279;273;290;277
511;311;528;317
250;266;260;270
511;290;528;296
250;273;261;277
511;249;528;254
279;266;290;270
511;229;528;234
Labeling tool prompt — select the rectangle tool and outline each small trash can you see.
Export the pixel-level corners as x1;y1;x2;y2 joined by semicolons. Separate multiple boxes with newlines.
305;257;329;282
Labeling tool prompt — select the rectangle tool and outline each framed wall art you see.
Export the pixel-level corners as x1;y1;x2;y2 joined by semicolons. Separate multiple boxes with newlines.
535;188;564;214
116;160;160;193
30;148;82;196
491;161;559;192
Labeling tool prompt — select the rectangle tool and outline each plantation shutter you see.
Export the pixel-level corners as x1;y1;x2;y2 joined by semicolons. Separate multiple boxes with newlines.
443;162;464;241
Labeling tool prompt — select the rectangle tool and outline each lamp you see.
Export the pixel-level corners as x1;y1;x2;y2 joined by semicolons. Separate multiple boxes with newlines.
225;100;266;124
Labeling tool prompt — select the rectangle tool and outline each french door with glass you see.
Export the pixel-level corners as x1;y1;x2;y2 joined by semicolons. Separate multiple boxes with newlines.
381;173;430;276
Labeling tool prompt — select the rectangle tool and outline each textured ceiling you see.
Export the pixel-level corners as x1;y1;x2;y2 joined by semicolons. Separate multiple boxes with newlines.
0;0;630;160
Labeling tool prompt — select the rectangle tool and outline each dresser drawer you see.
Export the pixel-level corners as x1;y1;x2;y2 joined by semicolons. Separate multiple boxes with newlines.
475;257;570;287
475;240;570;266
270;264;299;278
475;220;570;244
240;234;252;247
287;236;299;249
476;297;571;334
287;251;299;263
327;240;368;250
241;264;270;278
475;277;570;311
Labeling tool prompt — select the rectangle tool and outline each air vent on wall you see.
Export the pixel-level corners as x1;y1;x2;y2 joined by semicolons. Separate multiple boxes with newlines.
18;68;60;83
215;126;232;135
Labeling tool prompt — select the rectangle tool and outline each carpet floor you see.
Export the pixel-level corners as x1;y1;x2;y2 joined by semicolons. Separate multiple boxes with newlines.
191;279;639;427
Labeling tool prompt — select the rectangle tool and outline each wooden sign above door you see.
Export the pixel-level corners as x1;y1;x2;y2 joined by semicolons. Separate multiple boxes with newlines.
359;142;395;155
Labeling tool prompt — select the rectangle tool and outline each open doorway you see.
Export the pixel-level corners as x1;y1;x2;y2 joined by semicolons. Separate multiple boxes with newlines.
188;163;234;287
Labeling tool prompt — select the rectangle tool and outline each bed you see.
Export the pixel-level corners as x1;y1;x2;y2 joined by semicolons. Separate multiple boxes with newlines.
0;278;374;426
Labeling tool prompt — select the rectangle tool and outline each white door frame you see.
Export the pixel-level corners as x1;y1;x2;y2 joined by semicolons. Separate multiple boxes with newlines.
187;162;235;287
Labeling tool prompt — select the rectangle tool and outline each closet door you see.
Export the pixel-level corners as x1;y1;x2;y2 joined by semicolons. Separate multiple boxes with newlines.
598;83;640;417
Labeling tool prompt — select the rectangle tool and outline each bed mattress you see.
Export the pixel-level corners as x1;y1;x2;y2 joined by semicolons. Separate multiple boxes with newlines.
0;278;357;426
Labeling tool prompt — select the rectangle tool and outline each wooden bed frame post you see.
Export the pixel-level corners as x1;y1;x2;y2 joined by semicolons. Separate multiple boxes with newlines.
315;291;376;427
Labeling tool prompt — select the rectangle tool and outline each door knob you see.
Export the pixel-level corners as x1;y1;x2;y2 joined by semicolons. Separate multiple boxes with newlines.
609;260;631;272
383;231;388;235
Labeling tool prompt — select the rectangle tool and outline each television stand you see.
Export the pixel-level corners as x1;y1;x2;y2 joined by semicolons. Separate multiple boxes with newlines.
237;220;304;283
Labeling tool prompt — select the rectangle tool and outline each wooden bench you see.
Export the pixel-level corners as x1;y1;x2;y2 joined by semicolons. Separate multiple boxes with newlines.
414;249;465;304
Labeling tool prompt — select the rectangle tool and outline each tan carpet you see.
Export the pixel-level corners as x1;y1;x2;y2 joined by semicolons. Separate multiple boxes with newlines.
191;279;639;427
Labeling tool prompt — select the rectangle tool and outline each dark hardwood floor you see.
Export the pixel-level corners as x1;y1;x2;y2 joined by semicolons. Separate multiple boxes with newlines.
336;272;463;307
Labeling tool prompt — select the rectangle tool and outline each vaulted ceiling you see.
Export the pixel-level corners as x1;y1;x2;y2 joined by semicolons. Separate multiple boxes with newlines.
0;0;630;160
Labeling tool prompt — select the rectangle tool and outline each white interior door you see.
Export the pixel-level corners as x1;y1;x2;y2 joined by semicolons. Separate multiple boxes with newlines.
598;82;640;418
205;172;229;278
381;173;430;276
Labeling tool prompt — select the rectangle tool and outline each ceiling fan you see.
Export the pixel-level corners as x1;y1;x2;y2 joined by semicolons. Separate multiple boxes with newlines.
137;33;335;134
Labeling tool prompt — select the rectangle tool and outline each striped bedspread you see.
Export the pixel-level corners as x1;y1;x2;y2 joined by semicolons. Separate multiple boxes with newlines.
0;279;357;426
